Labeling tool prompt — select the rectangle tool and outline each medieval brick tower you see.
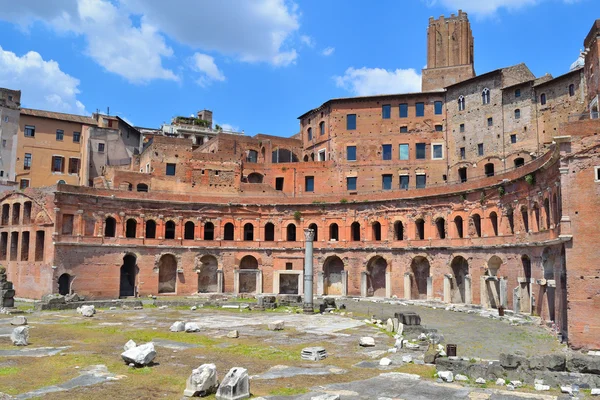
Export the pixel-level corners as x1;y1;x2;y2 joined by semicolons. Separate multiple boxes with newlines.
422;10;475;91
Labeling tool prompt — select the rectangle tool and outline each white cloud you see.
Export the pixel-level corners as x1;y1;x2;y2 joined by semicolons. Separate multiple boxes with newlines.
322;47;335;56
0;46;86;114
334;67;422;96
300;35;314;48
191;53;225;87
121;0;301;66
426;0;577;17
214;121;240;132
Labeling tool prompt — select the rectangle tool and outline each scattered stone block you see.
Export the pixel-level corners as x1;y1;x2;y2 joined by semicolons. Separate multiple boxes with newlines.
310;395;339;400
10;326;29;346
591;388;600;396
121;342;156;366
65;293;81;303
227;330;239;338
183;363;219;397
10;316;27;326
77;305;95;317
534;384;550;391
185;322;201;333
42;294;65;306
359;337;375;347
216;367;249;400
159;305;168;310
560;386;573;395
385;318;394;332
510;380;522;388
455;374;468;381
387;348;397;353
395;312;421;326
476;377;486;384
394;339;403;349
401;355;413;363
495;378;505;386
109;307;117;311
170;321;185;332
406;342;420;350
123;340;137;351
438;371;454;382
418;333;427;340
268;320;285;331
379;358;392;366
190;306;197;311
301;347;327;361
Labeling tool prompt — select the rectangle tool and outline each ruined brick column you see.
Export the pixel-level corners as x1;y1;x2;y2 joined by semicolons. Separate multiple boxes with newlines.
303;228;315;314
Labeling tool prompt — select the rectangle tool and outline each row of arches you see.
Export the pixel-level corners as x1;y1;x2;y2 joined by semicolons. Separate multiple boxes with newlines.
1;201;33;226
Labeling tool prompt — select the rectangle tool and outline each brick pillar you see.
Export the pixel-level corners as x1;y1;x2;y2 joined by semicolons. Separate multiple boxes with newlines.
139;214;145;239
118;212;125;238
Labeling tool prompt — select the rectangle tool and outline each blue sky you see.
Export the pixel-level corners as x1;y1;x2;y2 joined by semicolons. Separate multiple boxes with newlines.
0;0;596;137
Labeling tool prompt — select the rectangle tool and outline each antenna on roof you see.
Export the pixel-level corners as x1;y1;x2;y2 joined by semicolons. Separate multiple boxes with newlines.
107;106;110;116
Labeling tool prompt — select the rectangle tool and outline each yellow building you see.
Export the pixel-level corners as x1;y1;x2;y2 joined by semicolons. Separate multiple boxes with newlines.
16;109;96;189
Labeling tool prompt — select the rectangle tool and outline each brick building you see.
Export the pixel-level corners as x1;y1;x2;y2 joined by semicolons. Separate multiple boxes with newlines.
1;13;600;350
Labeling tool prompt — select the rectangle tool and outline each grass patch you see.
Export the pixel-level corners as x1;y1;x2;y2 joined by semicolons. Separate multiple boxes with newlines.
0;366;19;376
392;363;437;379
269;387;309;396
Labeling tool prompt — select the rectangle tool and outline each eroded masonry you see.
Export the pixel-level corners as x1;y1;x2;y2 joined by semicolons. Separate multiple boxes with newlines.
2;12;600;350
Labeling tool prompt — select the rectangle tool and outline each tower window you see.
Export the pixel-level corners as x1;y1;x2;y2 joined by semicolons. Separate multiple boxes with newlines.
458;96;465;111
540;93;546;105
487;117;493;127
400;126;408;133
482;88;490;105
514;109;521;119
399;103;408;118
511;134;517;144
569;84;575;97
415;102;425;117
459;123;465;133
346;114;356;130
478;143;484;156
434;101;443;115
382;104;391;119
515;89;521;98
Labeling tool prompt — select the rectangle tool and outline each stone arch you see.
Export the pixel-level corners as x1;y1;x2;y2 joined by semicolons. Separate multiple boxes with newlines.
158;254;177;294
184;221;195;240
239;255;259;293
164;220;176;239
243;223;254;241
489;211;499;236
308;223;318;241
450;256;469;303
1;203;9;225
487;255;503;277
532;202;541;232
470;213;482;237
264;222;275;241
203;222;214;240
223;222;234;240
329;223;339;241
286;223;297;241
541;247;556;321
454;215;464;238
520;254;533;313
484;256;504;309
125;218;137;238
136;183;149;192
197;255;218;293
323;255;344;295
410;256;430;299
366;256;387;297
120;253;137;297
371;221;382;241
484;162;495;177
145;220;156;238
104;216;116;237
393;220;404;240
520;205;529;232
247;172;263;183
543;197;551;229
58;273;71;296
415;218;425;240
351;222;360;241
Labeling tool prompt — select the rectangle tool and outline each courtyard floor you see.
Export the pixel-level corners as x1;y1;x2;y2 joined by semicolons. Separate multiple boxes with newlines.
0;298;578;399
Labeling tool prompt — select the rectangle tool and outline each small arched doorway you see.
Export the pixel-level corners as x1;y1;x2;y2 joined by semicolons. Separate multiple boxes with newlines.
120;254;137;297
410;256;430;299
450;256;469;303
323;256;344;295
239;255;259;293
198;255;218;293
366;256;387;297
58;273;70;296
158;254;177;294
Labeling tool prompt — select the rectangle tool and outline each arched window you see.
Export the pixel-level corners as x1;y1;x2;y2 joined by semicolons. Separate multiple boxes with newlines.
303;155;309;162
394;221;403;240
351;222;360;241
307;127;312;141
569;84;575;97
104;217;116;237
246;150;258;163
264;222;275;241
514;158;525;168
415;218;425;240
540;93;546;105
544;198;551;229
58;273;70;296
454;216;464;238
458;167;467;183
145;220;156;238
482;88;490;105
507;208;515;234
514;109;521;119
308;223;318;241
471;214;482;237
286;223;296;241
136;183;149;192
247;173;263;183
125;218;137;238
319;121;325;136
458;95;465;111
435;218;445;239
521;206;529;232
484;163;495;177
223;223;234;241
372;221;381;241
329;223;339;241
184;221;195;240
243;223;254;241
203;222;214;240
165;220;176;239
127;183;133;191
490;212;498;236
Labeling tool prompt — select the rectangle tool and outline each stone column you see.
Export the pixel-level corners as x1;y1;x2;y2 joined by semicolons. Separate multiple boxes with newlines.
427;276;433;300
139;214;146;239
404;273;412;300
233;269;240;294
217;270;223;293
256;270;263;295
465;275;472;305
500;277;508;308
360;271;368;298
443;274;452;303
385;271;392;298
316;271;324;296
341;271;348;296
303;228;315;313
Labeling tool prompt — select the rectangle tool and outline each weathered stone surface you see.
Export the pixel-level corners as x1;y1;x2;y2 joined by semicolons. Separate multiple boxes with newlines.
495;378;505;386
121;342;156;366
10;316;27;326
455;374;468;381
560;386;573;395
438;371;454;382
10;326;29;346
529;354;566;371
216;367;249;400
359;337;375;347
124;340;137;351
227;330;239;338
395;312;421;326
268;320;285;331
42;294;65;305
170;321;185;332
592;388;600;395
385;318;394;332
402;355;413;363
77;305;95;317
424;345;439;364
183;363;219;397
534;383;550;391
567;353;600;374
185;322;201;333
499;353;528;369
310;395;340;400
379;358;392;366
301;347;327;361
476;377;486;384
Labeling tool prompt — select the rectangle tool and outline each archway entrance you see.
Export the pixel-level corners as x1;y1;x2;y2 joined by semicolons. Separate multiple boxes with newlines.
158;254;177;294
120;254;137;297
58;273;70;296
323;256;344;295
239;255;258;293
450;256;469;303
366;256;387;297
198;255;218;293
410;256;430;299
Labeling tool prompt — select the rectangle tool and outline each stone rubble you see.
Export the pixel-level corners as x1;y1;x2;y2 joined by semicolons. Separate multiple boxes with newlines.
215;367;249;400
268;320;285;331
183;363;219;397
10;316;27;326
120;342;156;366
170;321;185;332
359;337;375;347
379;358;392;366
476;377;486;384
438;371;454;383
77;305;95;317
185;322;201;333
10;326;29;346
301;347;327;361
455;374;468;381
227;330;239;338
123;340;137;351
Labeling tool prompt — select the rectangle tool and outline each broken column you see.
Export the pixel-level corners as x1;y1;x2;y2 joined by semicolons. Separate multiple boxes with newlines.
427;276;433;300
465;275;472;305
183;363;219;397
443;274;452;303
216;367;249;400
404;273;411;300
0;267;15;308
499;278;508;309
303;228;315;314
